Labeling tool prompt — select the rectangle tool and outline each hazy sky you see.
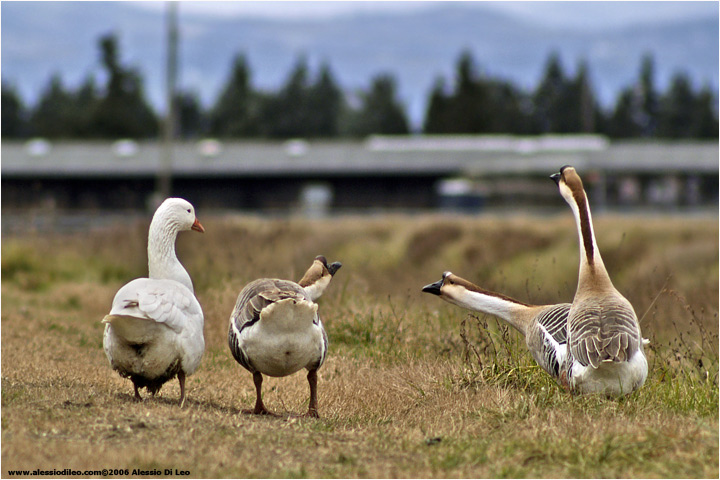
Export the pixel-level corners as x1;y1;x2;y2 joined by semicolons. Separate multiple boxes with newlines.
130;1;717;30
3;0;716;125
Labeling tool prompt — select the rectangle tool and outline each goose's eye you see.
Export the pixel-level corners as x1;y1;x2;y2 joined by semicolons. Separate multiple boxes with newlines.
187;209;191;213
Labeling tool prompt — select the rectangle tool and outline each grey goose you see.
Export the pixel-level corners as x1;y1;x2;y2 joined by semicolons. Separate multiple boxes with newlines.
228;256;341;417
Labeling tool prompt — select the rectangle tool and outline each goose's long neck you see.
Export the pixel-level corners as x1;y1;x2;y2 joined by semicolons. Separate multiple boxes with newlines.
147;217;194;293
569;188;612;292
451;289;532;336
301;276;330;302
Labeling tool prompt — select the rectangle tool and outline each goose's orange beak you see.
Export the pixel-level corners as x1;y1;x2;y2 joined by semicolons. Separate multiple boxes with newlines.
191;218;205;233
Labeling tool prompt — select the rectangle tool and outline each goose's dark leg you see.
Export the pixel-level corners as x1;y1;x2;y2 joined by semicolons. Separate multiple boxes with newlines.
178;371;186;408
305;369;319;418
133;382;142;401
244;371;274;415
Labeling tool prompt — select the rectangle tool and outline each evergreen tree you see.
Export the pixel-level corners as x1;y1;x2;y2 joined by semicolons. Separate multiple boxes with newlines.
423;51;537;135
29;74;76;138
176;91;206;139
483;80;532;134
450;50;489;132
307;63;343;137
347;74;409;136
606;89;641;138
70;75;99;137
1;81;28;138
209;54;258;137
532;52;571;132
92;33;158;138
260;56;311;138
282;56;312;136
423;77;451;133
606;54;661;138
259;56;345;138
637;54;659;136
571;61;597;133
657;72;696;138
692;86;719;138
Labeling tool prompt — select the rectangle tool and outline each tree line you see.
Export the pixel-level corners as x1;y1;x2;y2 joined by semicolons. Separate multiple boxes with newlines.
2;33;717;140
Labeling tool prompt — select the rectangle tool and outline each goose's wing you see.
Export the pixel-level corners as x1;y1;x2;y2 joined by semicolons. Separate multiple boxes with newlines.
536;303;570;344
230;279;308;333
309;316;329;371
105;278;203;335
569;298;640;369
530;304;571;378
103;277;205;374
228;278;311;371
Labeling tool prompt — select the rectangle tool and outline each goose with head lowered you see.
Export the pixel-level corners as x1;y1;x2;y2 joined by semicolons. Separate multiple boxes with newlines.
102;198;205;407
551;165;647;395
228;256;341;417
423;272;571;384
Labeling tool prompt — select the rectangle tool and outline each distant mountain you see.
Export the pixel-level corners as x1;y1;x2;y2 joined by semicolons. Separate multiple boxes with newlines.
2;2;717;129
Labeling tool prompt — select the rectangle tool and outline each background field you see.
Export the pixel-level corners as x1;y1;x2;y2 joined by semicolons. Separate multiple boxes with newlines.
2;213;718;478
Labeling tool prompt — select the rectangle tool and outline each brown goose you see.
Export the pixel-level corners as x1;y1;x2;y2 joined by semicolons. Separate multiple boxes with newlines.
551;165;647;395
423;272;571;382
228;256;341;417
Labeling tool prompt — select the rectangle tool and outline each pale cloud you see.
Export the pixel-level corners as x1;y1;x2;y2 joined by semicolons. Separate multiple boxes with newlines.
129;1;717;29
131;1;443;20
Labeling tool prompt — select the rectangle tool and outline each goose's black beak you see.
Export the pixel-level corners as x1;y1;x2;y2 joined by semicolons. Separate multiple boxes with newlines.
550;172;561;185
328;262;342;276
422;279;443;296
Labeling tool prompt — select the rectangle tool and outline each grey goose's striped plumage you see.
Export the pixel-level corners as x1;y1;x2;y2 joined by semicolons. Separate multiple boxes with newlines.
552;166;647;395
423;272;571;383
228;256;341;417
566;297;639;369
525;303;570;378
228;279;328;374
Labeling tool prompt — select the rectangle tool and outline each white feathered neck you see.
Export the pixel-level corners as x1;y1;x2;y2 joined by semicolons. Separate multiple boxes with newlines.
147;200;194;293
559;168;614;293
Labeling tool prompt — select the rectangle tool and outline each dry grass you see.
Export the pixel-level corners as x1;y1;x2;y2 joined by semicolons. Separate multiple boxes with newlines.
2;213;718;478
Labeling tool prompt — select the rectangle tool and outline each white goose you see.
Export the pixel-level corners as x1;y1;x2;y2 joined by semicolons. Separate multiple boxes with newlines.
423;272;571;383
551;165;647;395
228;256;341;417
102;198;205;407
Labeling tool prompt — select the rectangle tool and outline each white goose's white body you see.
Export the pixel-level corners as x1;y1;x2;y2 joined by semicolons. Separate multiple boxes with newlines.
228;256;341;417
102;198;205;406
552;166;647;395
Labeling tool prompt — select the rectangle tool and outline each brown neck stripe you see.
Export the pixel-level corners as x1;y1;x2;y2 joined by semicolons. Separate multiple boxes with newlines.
574;188;595;267
450;275;531;307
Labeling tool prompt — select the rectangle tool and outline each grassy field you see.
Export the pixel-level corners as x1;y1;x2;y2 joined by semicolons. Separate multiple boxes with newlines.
2;213;718;478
